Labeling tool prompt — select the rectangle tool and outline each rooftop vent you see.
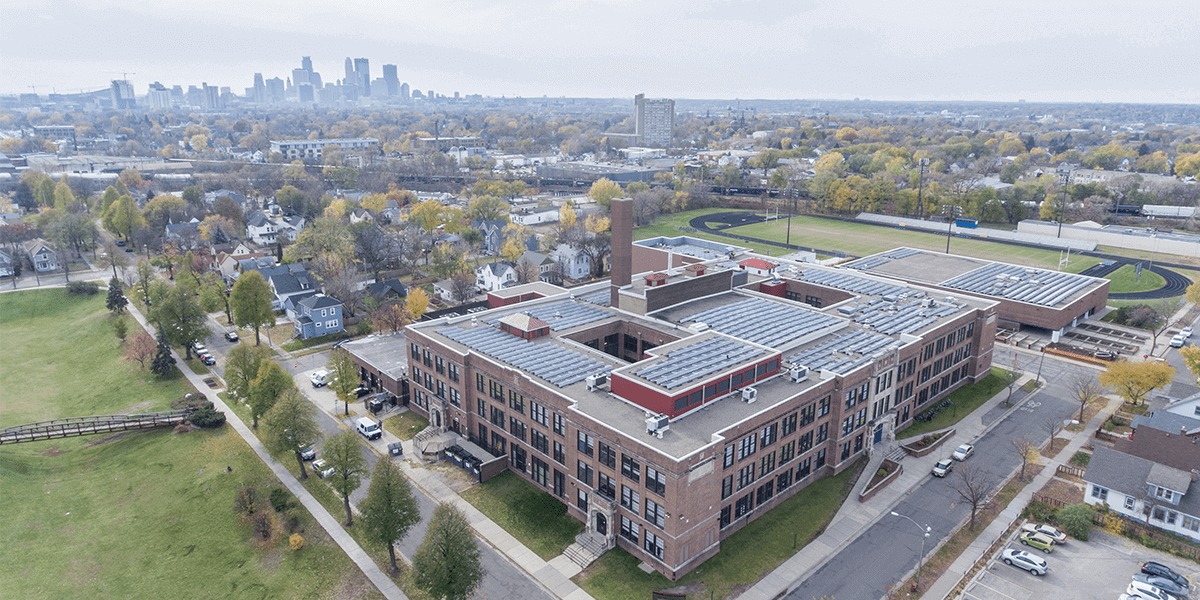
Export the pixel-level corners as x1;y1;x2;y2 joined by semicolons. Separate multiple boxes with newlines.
646;413;670;439
742;387;758;403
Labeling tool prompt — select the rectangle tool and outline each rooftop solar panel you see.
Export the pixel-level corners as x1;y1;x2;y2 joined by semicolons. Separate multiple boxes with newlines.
438;326;610;387
682;297;841;348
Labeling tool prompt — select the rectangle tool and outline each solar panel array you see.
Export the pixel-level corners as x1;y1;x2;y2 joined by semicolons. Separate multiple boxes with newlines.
684;297;841;348
790;329;898;375
487;299;610;331
940;263;1095;307
844;256;891;270
438;326;609;387
797;269;908;297
850;298;960;335
580;289;611;307
885;248;922;259
633;336;763;390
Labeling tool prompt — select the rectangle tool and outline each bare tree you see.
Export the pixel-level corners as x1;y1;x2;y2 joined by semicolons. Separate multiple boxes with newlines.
448;273;476;306
1071;375;1106;424
947;464;994;531
514;257;540;284
544;260;566;285
1045;418;1064;452
1004;356;1023;407
1012;437;1040;481
1149;296;1183;353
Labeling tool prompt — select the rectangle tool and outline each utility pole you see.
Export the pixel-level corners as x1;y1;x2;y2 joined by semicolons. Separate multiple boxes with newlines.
915;158;930;219
943;204;962;254
1057;171;1070;238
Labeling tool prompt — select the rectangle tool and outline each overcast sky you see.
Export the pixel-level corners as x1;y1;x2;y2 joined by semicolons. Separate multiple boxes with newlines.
3;0;1198;104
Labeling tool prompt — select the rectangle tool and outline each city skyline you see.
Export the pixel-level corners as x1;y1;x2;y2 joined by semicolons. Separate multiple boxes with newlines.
2;0;1199;104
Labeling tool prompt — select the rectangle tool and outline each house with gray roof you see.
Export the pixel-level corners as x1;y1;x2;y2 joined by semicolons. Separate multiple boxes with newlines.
245;210;278;245
1084;442;1200;542
294;294;344;340
471;219;507;255
475;261;516;292
276;214;305;242
23;238;58;273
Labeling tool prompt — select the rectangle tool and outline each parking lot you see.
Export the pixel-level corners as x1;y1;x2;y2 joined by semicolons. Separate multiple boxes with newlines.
960;528;1198;600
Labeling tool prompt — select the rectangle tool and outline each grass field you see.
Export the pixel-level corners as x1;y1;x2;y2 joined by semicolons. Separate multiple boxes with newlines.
1104;264;1166;294
634;208;779;255
382;411;430;441
459;471;585;560
0;289;380;600
896;368;1012;440
575;460;862;600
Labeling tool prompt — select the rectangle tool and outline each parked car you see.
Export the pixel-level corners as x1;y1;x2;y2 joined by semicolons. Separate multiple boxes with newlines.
1094;349;1116;360
116;239;125;247
192;342;208;355
1001;548;1048;575
310;370;329;387
224;331;239;342
932;458;954;477
300;446;316;461
1019;531;1055;553
354;386;371;398
1020;522;1067;544
952;443;974;461
1141;562;1189;591
1170;334;1186;348
200;354;216;366
312;458;334;479
356;417;382;441
1133;573;1189;597
1128;580;1181;600
1181;326;1193;338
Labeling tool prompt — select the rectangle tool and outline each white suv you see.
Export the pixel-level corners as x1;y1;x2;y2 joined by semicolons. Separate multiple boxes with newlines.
1170;334;1186;348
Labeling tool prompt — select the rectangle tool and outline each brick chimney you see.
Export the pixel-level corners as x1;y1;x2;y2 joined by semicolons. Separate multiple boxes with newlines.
610;197;633;306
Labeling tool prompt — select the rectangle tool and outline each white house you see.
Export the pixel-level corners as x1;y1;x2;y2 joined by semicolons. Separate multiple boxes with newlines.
276;215;306;242
550;244;590;280
511;209;560;226
738;258;778;277
23;239;58;273
1083;433;1200;542
245;210;278;245
475;261;517;292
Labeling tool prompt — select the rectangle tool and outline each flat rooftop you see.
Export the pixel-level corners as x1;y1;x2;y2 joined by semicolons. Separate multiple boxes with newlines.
848;247;1107;309
344;333;410;380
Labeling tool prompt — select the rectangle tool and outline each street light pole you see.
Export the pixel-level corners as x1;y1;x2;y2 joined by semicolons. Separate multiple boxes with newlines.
943;204;962;254
915;158;929;219
891;511;931;591
1057;171;1069;238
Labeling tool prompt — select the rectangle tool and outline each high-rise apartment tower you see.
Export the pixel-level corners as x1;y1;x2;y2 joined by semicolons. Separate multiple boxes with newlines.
634;93;674;147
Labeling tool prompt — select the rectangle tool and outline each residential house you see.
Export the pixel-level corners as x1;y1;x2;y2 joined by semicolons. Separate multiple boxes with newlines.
165;218;201;243
432;278;456;302
349;208;375;225
24;238;58;273
380;199;403;223
0;248;13;277
551;244;590;280
472;219;507;255
0;213;23;226
276;215;306;242
511;209;559;226
517;250;555;282
241;262;316;312
1161;392;1200;421
205;189;247;208
475;261;517;292
217;250;266;278
293;294;344;340
366;278;408;303
245;210;278;245
1084;432;1200;542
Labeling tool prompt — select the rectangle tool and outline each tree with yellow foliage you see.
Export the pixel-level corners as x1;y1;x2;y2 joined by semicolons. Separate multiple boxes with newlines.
1180;346;1200;384
406;288;429;320
500;223;534;263
360;193;386;215
1098;360;1175;407
324;198;351;219
409;200;444;233
588;178;622;210
559;203;577;230
584;213;610;234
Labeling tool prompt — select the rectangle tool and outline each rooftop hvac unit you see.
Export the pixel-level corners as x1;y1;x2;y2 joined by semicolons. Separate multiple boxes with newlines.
789;365;809;383
646;414;670;438
585;374;608;391
742;387;758;403
689;322;710;332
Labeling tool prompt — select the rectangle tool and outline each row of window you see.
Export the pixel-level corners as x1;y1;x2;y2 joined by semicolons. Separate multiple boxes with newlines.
723;398;831;469
670;359;782;411
720;450;825;529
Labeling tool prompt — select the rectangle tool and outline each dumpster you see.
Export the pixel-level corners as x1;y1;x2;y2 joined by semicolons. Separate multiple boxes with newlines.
387;442;403;457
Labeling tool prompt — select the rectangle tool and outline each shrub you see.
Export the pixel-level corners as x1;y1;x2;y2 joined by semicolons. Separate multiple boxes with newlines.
289;534;305;551
877;468;888;478
356;320;372;336
188;404;226;429
1057;503;1095;541
1021;499;1058;524
252;512;274;539
269;488;293;512
235;486;258;515
1069;451;1091;467
66;281;100;296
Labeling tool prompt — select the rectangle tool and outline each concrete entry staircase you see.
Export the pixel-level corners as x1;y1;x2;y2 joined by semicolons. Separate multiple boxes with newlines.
564;531;608;568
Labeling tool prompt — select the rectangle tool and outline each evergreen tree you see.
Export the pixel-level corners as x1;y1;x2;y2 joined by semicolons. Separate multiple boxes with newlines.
359;459;421;572
106;276;128;314
149;329;176;378
413;502;484;600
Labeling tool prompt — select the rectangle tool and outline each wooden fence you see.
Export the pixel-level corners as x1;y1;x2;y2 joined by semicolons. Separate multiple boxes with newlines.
1056;464;1086;478
0;409;193;444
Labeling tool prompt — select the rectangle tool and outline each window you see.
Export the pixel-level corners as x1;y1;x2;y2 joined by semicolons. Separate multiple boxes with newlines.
721;475;733;500
756;480;775;505
423;350;432;367
510;445;527;472
737;464;756;490
643;531;664;559
622;455;641;482
577;460;593;487
490;406;505;428
817;396;831;417
845;388;858;409
760;451;776;476
645;498;666;528
620;515;640;543
1182;516;1200;533
509;417;526;442
553;413;565;436
448;363;459;383
621;485;640;513
779;441;795;464
531;431;548;455
436;381;446;398
798;431;813;453
476;398;486;417
577;489;588;512
411;343;421;360
324;320;338;328
577;432;594;457
598;473;616;500
476;373;484;392
799;404;815;427
646;466;666;496
553;441;565;464
796;457;812;480
1155;487;1175;501
531;457;548;487
722;445;735;469
1090;486;1108;501
598;442;616;468
815;448;826;469
530;402;547;427
490;431;506;456
816;423;829;443
760;423;778;447
782;413;798;437
435;356;445;375
553;470;565;498
489;380;503;400
508;391;524;414
720;506;732;529
1124;497;1136;510
448;388;461;407
412;365;422;381
735;493;753;518
777;468;793;492
737;434;757;460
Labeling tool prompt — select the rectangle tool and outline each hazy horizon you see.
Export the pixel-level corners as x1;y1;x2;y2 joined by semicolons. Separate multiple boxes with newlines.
4;0;1199;105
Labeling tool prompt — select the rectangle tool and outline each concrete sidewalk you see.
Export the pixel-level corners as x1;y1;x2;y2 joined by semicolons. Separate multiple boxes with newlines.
739;373;1049;600
125;304;410;600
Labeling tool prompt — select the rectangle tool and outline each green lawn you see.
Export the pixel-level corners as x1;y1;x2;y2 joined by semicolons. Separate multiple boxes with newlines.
896;368;1011;440
459;471;584;560
575;459;863;600
1104;264;1167;294
0;289;381;600
635;208;780;255
383;411;430;441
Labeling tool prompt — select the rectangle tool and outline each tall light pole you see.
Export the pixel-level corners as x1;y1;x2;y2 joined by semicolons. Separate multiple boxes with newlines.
915;158;929;219
891;511;932;592
1056;171;1070;238
943;204;962;254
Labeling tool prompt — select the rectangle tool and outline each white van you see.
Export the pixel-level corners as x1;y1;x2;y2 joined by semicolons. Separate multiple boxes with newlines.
310;370;329;387
356;417;382;440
